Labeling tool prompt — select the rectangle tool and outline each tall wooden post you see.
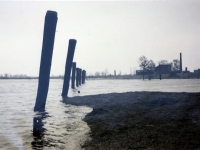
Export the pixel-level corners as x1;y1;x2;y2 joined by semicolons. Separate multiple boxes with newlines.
61;39;77;98
159;64;162;80
82;70;84;84
76;68;79;87
71;62;76;89
180;53;182;73
79;68;82;86
34;11;57;112
84;70;86;84
84;71;86;83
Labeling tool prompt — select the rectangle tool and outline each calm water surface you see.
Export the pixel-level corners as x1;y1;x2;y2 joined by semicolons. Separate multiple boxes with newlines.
0;79;200;149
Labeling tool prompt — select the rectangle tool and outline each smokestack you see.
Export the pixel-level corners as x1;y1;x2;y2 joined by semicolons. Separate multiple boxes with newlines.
180;53;182;72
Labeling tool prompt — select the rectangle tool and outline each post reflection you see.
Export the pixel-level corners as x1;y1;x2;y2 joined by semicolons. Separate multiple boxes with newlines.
33;117;44;137
31;112;47;149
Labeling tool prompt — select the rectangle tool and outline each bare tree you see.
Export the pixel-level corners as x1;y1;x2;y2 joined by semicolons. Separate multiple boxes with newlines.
171;59;180;71
138;56;149;70
147;60;156;80
158;60;168;65
147;60;156;71
138;56;149;80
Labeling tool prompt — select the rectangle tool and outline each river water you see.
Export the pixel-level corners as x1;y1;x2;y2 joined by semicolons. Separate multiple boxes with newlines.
0;79;200;149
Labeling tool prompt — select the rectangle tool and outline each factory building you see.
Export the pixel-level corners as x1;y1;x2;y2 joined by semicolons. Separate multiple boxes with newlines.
136;53;182;75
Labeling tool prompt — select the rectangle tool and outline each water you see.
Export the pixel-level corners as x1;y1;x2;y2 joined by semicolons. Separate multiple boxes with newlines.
0;79;200;149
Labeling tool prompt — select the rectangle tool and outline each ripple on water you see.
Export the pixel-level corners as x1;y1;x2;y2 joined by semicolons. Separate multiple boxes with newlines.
1;79;200;149
28;104;92;150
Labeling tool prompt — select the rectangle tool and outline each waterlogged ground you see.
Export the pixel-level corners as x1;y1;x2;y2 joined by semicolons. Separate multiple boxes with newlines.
64;92;200;149
1;79;200;149
0;79;92;150
0;103;92;150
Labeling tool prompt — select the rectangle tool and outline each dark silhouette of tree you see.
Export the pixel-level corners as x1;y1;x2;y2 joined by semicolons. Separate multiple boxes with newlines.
147;60;156;71
138;56;149;80
138;56;156;80
138;56;149;70
158;60;168;65
171;59;180;71
147;60;156;80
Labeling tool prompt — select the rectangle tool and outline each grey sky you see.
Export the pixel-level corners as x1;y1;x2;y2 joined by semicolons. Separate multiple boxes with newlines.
0;1;200;76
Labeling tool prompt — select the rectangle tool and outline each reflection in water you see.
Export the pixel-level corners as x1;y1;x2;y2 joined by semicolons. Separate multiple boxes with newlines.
33;116;44;137
4;79;199;149
30;104;92;150
32;112;46;149
32;111;57;149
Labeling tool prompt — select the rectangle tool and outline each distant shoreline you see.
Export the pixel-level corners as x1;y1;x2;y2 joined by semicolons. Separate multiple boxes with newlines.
63;91;200;149
0;75;200;80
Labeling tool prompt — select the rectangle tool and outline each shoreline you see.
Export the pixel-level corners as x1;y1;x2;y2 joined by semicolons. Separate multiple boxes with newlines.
63;91;200;149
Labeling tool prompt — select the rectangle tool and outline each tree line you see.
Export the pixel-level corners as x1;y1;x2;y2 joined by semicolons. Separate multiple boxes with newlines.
138;55;180;79
138;56;180;72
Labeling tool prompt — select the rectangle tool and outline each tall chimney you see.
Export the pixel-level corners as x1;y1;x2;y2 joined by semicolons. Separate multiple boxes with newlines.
180;53;182;72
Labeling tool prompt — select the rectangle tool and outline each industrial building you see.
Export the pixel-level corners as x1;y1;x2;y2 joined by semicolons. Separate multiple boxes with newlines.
135;52;200;79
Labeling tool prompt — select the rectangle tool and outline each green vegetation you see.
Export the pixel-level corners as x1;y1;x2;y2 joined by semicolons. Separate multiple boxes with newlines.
78;92;200;149
82;115;200;150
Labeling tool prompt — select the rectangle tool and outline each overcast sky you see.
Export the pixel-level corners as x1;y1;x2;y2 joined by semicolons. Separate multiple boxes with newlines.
0;0;200;76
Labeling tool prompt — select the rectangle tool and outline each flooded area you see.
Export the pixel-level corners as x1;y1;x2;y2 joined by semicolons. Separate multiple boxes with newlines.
0;79;200;149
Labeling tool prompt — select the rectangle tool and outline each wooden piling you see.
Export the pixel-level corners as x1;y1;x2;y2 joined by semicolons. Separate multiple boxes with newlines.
83;70;86;83
61;39;77;98
79;68;82;85
76;68;79;87
82;70;84;84
84;71;86;83
34;11;57;112
159;64;162;80
84;70;86;84
180;53;182;72
71;62;76;89
198;69;200;79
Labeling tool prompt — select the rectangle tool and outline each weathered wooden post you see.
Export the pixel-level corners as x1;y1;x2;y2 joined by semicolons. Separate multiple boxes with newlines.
76;68;79;87
78;68;81;86
79;68;82;86
82;70;85;84
84;70;86;83
198;69;200;79
61;39;77;98
84;70;86;84
159;64;162;80
34;11;57;111
180;53;182;73
71;62;76;89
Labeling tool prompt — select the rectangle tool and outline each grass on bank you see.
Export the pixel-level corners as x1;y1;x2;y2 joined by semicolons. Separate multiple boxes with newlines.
78;92;200;149
82;115;200;150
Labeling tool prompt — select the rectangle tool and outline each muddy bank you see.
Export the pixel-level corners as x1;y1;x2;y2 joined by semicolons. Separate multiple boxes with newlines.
63;92;200;149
